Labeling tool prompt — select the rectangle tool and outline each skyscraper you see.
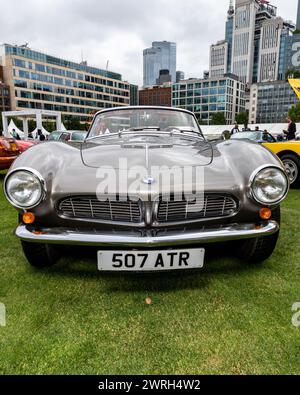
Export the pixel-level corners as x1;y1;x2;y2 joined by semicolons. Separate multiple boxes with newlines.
225;1;234;73
297;0;300;31
210;0;295;84
143;41;176;87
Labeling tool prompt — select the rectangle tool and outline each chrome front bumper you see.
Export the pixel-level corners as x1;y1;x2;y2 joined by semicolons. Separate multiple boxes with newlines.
15;221;279;248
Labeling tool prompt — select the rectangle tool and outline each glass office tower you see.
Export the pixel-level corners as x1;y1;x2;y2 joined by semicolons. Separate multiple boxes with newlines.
143;41;176;87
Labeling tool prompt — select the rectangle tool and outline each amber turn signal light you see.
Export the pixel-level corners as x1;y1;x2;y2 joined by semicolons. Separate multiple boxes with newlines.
22;212;36;224
259;208;272;220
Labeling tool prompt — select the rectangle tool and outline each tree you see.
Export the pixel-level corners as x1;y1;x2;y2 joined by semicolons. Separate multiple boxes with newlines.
236;112;249;128
288;102;300;123
211;112;226;125
62;115;86;131
285;69;300;80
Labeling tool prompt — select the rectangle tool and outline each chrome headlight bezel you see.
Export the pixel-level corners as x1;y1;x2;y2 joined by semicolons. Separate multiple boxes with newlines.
249;165;289;206
4;167;46;210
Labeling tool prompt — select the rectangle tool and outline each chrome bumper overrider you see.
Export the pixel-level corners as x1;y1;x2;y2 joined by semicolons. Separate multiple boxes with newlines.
15;221;279;247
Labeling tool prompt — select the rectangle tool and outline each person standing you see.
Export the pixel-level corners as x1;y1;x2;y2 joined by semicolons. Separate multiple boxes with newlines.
231;123;240;135
284;117;296;141
37;129;46;142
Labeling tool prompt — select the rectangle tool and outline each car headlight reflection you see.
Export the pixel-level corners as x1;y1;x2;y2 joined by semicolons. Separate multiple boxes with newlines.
5;170;44;209
251;167;289;205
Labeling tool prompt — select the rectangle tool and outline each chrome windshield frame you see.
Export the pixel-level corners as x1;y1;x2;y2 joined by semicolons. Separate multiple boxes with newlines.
85;106;205;141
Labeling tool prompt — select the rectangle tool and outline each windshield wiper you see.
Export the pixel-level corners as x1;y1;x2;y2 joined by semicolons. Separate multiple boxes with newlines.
167;127;204;138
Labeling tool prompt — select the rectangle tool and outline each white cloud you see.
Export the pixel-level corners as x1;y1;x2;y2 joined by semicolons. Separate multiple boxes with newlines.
0;0;298;85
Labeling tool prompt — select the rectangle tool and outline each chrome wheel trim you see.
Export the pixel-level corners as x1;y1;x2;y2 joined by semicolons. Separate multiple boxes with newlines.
283;159;298;184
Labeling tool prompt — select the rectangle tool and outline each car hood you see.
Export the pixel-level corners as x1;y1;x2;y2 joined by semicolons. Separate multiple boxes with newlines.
81;134;213;169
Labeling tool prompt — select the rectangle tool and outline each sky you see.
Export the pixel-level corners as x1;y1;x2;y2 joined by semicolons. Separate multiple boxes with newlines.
0;0;298;86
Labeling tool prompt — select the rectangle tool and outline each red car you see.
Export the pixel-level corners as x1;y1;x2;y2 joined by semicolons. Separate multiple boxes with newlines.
15;139;37;153
0;137;21;170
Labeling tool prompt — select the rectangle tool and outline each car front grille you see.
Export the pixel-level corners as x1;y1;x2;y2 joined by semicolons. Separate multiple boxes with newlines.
156;194;238;223
57;194;238;225
58;196;142;223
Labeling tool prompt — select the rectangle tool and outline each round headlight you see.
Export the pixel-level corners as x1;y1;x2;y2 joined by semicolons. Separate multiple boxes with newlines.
251;167;288;205
5;170;44;209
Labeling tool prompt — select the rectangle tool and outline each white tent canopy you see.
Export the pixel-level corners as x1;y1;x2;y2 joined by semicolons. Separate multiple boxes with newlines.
32;126;50;138
2;109;62;140
7;119;24;138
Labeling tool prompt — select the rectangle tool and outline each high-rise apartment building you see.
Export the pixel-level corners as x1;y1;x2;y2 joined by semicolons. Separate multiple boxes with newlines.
143;41;176;87
0;44;130;123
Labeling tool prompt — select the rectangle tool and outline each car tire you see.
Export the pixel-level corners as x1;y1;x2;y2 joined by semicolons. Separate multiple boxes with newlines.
21;241;61;268
236;207;281;264
281;154;300;188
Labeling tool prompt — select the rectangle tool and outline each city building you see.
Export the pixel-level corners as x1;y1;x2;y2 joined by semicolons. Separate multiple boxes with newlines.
249;80;298;124
176;71;185;83
297;0;300;32
0;66;11;113
130;84;139;106
172;74;245;125
0;44;130;123
139;85;172;107
287;0;300;75
0;82;10;113
209;40;228;78
156;69;172;85
143;41;176;87
225;1;235;74
211;0;295;85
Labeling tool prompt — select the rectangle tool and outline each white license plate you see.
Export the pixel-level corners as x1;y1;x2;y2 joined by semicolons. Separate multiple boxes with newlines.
98;249;205;272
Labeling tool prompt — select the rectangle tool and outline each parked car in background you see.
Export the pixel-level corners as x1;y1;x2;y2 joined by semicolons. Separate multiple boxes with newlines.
48;130;87;142
4;107;289;270
15;139;37;153
0;136;21;170
231;131;300;188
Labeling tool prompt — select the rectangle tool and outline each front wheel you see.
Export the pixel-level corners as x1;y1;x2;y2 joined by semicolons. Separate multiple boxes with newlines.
21;241;61;268
236;207;281;264
281;154;300;188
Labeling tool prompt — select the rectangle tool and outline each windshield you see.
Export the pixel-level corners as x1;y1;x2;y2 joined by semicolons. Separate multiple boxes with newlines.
71;131;87;141
48;132;61;141
231;132;262;141
231;131;276;143
88;108;202;138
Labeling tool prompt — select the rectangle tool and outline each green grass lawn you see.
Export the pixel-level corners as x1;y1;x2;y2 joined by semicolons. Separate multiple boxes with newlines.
0;170;299;375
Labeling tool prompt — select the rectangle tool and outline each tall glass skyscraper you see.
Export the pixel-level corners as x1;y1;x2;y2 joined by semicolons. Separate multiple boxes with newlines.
143;41;176;87
297;0;300;30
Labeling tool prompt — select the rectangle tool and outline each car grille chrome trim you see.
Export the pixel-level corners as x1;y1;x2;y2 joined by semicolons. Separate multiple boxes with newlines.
156;194;238;223
58;196;142;223
57;194;238;225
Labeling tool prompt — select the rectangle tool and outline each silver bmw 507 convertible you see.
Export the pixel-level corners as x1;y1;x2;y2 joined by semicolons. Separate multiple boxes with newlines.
4;106;289;271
